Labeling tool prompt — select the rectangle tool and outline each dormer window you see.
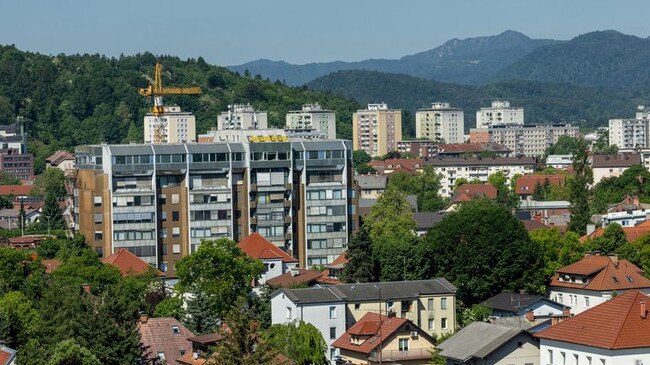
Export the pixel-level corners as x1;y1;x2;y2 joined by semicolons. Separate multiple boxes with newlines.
172;326;180;334
627;276;634;283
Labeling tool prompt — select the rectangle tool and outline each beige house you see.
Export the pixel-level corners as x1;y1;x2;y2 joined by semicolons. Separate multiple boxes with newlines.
356;175;387;200
333;312;436;365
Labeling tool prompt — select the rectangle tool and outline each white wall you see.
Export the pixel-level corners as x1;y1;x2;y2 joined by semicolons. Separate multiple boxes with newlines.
541;339;650;365
549;287;650;314
433;164;535;197
593;167;631;185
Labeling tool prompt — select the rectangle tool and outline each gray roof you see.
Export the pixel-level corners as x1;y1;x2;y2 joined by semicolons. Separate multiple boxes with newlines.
413;212;447;230
108;144;154;155
274;278;457;304
151;144;187;154
356;175;387;190
489;317;550;330
592;153;641;168
438;322;525;361
481;292;568;314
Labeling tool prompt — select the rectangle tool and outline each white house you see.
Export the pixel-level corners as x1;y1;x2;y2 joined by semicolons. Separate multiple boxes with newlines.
237;233;298;286
592;154;642;185
548;254;650;314
271;287;347;362
546;155;573;169
536;290;650;365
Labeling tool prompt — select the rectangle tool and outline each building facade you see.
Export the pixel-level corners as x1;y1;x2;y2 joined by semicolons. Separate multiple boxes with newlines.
352;103;402;157
0;146;33;181
475;100;524;129
608;105;650;149
470;124;579;157
396;140;436;158
74;139;356;276
217;103;268;130
592;153;642;185
415;102;464;144
286;103;336;140
144;106;196;144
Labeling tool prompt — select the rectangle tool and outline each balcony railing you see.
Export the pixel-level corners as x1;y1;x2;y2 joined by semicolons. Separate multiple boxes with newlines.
368;348;432;362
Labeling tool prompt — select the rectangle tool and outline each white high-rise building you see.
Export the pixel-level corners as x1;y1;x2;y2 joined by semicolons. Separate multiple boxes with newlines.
476;100;524;129
286;103;336;139
217;104;268;130
609;105;650;149
144;106;196;144
352;103;402;157
415;102;464;143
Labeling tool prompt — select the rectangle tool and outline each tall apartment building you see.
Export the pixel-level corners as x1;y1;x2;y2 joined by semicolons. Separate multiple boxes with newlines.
74;138;355;275
415;102;464;143
217;104;268;130
352;103;402;157
286;103;336;140
476;100;524;129
144;106;196;144
608;105;650;149
469;124;579;157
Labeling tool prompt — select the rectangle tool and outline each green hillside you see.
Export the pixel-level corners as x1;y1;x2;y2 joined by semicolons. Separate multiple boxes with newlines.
0;45;360;172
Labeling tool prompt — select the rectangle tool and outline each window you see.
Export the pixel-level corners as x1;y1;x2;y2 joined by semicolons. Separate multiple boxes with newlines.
354;303;361;310
600;359;605;365
441;297;447;310
428;298;434;311
172;326;180;334
329;306;336;319
172;211;180;221
160;211;167;221
574;354;579;365
428;318;434;330
171;194;179;204
441;317;448;329
286;307;292;319
586;356;592;365
585;296;590;307
398;338;409;351
560;352;566;365
329;327;336;339
94;213;103;224
172;227;180;238
94;231;102;241
93;196;102;206
548;350;553;365
173;244;181;254
330;348;336;360
157;352;166;361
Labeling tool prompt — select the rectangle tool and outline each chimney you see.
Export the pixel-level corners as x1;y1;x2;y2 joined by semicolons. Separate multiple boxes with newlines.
140;314;149;323
610;255;619;268
525;310;535;322
81;284;91;294
641;300;647;319
586;224;596;236
562;308;571;317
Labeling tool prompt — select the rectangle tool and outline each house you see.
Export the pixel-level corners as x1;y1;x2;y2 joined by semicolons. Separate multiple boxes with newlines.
367;159;424;175
41;259;62;274
0;207;41;230
515;175;566;201
326;251;349;279
45;150;75;176
581;220;650;243
520;218;549;232
359;194;418;218
592;153;641;185
266;267;340;288
271;278;457;361
446;184;497;211
0;345;16;365
548;254;650;314
413;212;448;236
138;315;195;365
356;175;387;200
101;249;164;277
600;196;650;228
5;235;52;249
546;155;573;169
333;312;436;365
536;290;650;365
517;200;571;228
481;292;569;318
0;185;33;199
237;233;298;286
438;321;540;365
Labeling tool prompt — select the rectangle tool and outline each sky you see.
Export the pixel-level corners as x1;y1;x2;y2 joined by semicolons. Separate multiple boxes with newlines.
0;0;648;66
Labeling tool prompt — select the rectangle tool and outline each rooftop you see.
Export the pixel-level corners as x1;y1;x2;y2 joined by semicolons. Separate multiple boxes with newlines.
481;292;567;314
355;175;387;190
266;268;338;288
515;174;566;195
592;153;642;168
0;185;33;196
581;220;650;242
101;249;163;277
0;345;16;365
237;233;298;263
550;254;650;292
436;143;510;155
138;317;195;365
535;290;650;349
413;211;447;230
438;321;528;361
451;184;497;203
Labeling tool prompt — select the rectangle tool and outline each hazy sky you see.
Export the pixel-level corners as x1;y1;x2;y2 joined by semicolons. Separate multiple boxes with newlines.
0;0;648;66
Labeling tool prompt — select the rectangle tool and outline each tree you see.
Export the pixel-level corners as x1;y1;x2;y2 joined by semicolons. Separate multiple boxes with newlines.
122;121;141;144
18;199;25;234
176;238;263;322
341;225;377;283
417;166;446;211
568;138;593;235
545;135;578;156
33;168;67;199
353;150;371;167
0;291;41;348
41;192;65;233
264;321;327;365
154;297;185;320
587;223;627;254
459;304;492;327
530;228;584;279
488;171;518;208
423;199;545;305
47;339;102;365
0;171;20;185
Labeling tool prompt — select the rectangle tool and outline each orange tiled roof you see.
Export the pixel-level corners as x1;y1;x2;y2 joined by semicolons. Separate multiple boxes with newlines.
535;290;650;349
0;347;14;365
237;233;297;263
550;255;650;292
41;259;62;274
516;174;565;195
580;220;650;243
138;317;194;365
101;249;164;277
0;185;33;196
328;251;349;269
452;183;497;201
332;312;410;355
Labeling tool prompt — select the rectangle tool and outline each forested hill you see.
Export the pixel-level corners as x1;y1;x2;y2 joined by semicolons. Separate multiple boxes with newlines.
307;69;650;136
495;30;650;88
0;45;360;172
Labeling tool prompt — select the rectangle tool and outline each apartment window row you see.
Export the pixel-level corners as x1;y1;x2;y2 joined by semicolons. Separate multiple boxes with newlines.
547;349;606;365
307;189;343;200
191;153;234;162
307;222;345;233
251;151;289;161
257;192;285;204
113;212;155;224
307;150;344;160
113;195;153;207
256;209;285;221
254;170;287;186
307;205;346;216
114;177;151;190
307;256;328;266
190;193;230;204
124;245;156;257
191;176;227;189
192;209;230;221
156;154;186;164
114;230;155;241
191;226;228;238
113;155;152;165
257;225;284;237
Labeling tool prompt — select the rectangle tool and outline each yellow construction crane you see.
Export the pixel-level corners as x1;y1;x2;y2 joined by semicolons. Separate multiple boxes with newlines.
138;63;201;143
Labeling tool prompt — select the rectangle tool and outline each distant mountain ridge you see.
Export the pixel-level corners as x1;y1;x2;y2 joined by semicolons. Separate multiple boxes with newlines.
229;30;558;85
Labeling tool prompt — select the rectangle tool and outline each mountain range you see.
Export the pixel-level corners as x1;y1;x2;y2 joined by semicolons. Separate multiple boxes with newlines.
229;30;558;85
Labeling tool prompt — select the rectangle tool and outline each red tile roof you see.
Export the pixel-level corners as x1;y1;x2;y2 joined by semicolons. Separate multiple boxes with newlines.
515;174;565;195
580;220;650;243
101;249;164;277
0;347;15;365
266;268;341;288
237;233;297;263
138;317;195;365
46;150;74;166
328;251;349;269
520;220;548;232
550;255;650;292
536;290;650;349
452;184;497;201
368;159;424;174
0;185;33;196
41;259;62;274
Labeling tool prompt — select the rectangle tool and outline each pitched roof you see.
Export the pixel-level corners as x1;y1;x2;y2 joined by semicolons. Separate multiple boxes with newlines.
0;185;33;196
46;150;75;166
332;312;413;355
0;346;16;365
452;184;497;202
592;153;641;168
481;292;567;314
413;212;448;230
138;317;195;365
550;255;650;291
237;233;298;263
438;322;528;361
516;174;566;195
41;259;62;274
367;159;423;173
426;156;538;167
520;219;548;232
535;290;650;349
355;175;387;190
266;269;330;288
101;249;164;277
580;220;650;242
328;251;349;269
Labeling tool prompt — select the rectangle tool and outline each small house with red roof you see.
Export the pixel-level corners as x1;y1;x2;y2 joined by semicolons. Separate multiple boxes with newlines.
536;290;650;365
447;183;497;211
45;150;75;176
516;174;566;201
101;249;164;277
333;312;436;365
138;315;194;365
237;233;298;286
548;254;650;314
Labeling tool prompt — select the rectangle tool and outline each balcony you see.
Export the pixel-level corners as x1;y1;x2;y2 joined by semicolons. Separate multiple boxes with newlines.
368;348;432;362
